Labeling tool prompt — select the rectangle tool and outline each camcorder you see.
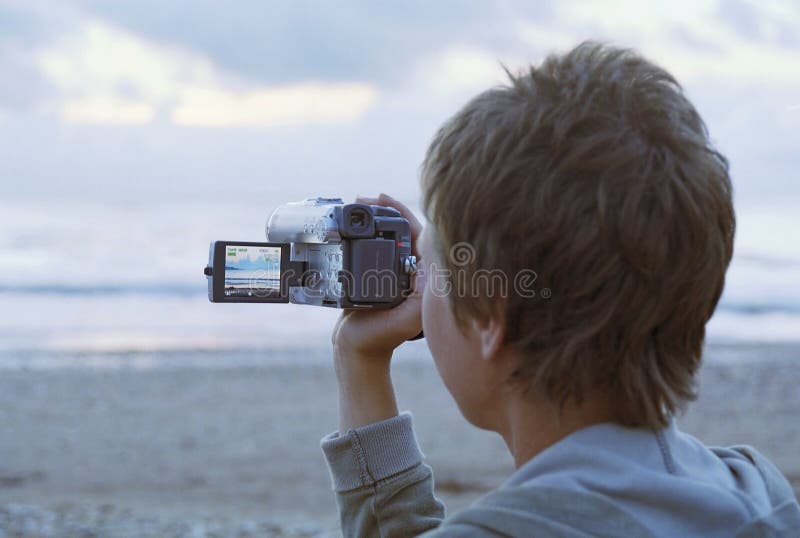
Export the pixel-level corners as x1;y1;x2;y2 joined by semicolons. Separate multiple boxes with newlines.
204;197;418;309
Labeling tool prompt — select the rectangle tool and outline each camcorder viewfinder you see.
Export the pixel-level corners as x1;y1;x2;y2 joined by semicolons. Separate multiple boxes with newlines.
204;197;417;309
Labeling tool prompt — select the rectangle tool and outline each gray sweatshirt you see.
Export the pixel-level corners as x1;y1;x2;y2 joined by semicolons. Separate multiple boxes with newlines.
321;413;800;537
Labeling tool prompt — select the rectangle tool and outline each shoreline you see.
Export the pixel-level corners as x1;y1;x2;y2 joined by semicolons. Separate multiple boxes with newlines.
1;340;799;369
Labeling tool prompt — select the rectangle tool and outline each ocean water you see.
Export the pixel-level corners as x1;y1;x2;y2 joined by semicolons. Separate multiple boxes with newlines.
0;199;798;366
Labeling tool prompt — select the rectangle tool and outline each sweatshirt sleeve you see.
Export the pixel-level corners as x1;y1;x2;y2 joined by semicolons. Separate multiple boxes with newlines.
320;412;446;537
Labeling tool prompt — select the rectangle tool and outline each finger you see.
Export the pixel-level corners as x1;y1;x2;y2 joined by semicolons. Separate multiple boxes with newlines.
355;194;423;260
376;193;423;240
357;194;421;238
373;193;423;260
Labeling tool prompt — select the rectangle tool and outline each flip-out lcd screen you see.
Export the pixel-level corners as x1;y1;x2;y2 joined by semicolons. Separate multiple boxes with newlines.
223;244;282;297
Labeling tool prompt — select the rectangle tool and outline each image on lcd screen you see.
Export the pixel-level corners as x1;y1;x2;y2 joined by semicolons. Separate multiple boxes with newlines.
223;245;281;297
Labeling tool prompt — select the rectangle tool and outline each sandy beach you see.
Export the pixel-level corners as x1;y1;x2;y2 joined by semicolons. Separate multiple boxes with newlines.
1;343;798;537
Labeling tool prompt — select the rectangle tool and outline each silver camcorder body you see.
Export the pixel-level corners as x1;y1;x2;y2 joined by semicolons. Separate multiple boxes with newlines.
205;197;417;309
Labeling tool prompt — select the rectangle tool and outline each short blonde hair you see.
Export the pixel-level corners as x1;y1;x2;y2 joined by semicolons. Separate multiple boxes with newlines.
421;42;735;428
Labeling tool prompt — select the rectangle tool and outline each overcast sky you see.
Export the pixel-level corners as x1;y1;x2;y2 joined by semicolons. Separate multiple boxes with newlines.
0;0;798;206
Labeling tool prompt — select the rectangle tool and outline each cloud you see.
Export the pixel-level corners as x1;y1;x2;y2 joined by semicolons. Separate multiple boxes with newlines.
716;0;800;47
417;47;508;96
0;0;797;206
70;0;550;86
0;1;69;111
32;17;204;125
12;0;800;128
34;17;378;126
515;0;800;87
61;97;155;125
171;83;377;127
0;42;53;110
65;0;800;94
